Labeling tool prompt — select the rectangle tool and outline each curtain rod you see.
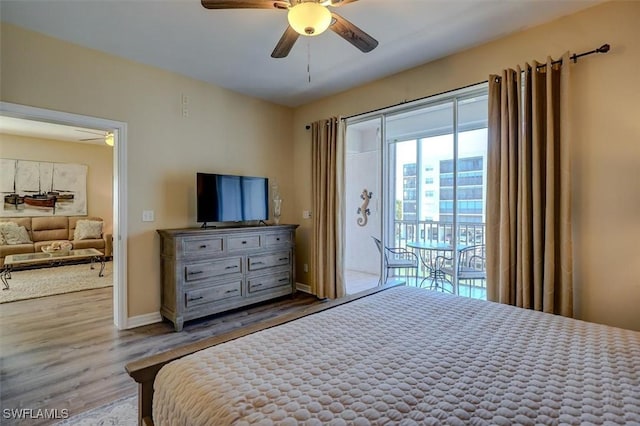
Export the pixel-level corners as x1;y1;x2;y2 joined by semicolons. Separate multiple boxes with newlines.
536;43;610;70
304;79;486;129
304;43;610;129
305;121;334;130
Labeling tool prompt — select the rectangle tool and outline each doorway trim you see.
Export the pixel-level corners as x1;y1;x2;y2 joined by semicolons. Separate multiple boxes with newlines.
0;101;128;329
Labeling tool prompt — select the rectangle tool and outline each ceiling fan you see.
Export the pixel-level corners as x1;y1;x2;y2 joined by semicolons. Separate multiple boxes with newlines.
75;129;114;146
201;0;378;58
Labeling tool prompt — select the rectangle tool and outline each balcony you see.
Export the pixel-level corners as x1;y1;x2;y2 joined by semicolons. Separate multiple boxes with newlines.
345;220;487;300
394;219;486;298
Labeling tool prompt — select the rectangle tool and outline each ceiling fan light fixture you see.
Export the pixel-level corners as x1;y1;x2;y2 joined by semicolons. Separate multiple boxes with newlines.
287;2;331;36
105;132;114;146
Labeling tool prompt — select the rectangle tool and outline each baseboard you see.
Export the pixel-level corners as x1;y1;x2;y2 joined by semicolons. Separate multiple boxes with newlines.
296;282;312;293
126;311;162;329
126;287;313;327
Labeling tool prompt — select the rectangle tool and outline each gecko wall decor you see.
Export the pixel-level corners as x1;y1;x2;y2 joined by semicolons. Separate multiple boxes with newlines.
357;189;372;227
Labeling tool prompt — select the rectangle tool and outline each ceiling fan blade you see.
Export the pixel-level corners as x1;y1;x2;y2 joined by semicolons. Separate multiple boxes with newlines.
330;12;378;53
75;129;104;135
201;0;288;9
271;26;300;58
325;0;358;7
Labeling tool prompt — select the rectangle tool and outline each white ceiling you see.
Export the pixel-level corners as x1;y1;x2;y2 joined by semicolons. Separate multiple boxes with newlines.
0;116;110;145
1;0;604;108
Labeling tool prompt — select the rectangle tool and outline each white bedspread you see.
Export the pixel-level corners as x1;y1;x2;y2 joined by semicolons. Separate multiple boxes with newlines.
153;286;640;425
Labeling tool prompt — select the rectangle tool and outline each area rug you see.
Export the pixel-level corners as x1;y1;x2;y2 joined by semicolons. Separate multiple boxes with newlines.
0;261;112;303
55;395;136;426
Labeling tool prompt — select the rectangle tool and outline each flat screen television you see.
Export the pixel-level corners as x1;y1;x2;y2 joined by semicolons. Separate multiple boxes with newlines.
196;172;269;225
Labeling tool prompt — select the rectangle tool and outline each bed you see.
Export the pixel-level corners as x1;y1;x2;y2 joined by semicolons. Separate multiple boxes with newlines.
126;285;640;425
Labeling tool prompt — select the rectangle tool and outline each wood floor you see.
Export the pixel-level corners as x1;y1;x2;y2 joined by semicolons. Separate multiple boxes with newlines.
0;287;322;426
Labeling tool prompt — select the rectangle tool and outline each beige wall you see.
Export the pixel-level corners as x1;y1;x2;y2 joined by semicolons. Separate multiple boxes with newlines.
1;23;294;318
0;134;113;233
1;1;638;331
292;1;640;330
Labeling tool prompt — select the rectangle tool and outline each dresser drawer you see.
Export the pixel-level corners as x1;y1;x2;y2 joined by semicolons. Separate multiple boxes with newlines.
228;235;261;251
247;271;291;294
247;251;290;271
184;257;242;282
265;232;291;247
181;237;224;256
185;280;242;308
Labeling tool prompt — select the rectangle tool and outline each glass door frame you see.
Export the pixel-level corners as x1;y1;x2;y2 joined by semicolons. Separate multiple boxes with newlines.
345;83;488;292
344;115;385;287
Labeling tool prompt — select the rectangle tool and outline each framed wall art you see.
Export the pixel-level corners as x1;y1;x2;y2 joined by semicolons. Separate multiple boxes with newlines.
1;158;88;217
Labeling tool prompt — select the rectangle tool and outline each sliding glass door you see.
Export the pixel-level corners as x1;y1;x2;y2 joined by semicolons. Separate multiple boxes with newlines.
454;96;488;298
344;117;383;294
345;84;487;298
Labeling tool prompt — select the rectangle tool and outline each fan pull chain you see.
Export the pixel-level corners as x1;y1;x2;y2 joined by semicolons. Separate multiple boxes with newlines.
307;39;312;83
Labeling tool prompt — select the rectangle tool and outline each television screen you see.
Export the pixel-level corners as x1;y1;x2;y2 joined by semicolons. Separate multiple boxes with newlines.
196;173;268;223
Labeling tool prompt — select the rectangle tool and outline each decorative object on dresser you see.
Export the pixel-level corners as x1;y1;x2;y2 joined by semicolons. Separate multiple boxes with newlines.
271;181;282;225
272;198;282;225
157;224;298;331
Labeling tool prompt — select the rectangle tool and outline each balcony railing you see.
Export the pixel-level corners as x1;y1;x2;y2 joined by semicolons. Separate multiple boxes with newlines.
393;219;486;248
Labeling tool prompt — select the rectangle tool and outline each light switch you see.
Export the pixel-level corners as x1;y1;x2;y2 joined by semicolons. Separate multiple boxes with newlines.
302;210;311;219
142;210;155;222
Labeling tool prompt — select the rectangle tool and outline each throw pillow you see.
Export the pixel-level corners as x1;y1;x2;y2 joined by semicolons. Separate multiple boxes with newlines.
0;221;20;245
3;225;32;245
74;220;103;240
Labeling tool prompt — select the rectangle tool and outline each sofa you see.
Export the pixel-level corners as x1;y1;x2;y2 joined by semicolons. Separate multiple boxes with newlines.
0;216;112;267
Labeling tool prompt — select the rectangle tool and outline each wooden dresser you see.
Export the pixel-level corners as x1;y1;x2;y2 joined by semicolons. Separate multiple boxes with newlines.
157;224;298;331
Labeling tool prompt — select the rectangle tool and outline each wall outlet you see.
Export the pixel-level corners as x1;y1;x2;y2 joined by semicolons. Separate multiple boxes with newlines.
142;210;155;222
303;263;308;273
181;94;189;117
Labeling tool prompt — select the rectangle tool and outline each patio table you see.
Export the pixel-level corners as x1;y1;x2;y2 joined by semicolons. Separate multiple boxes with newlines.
406;241;466;293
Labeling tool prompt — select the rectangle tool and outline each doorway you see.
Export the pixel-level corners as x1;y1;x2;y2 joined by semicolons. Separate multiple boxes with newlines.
345;84;488;298
0;101;128;328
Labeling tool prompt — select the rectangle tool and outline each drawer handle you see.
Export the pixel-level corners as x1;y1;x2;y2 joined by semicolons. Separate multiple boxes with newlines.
251;261;265;266
253;283;263;288
279;257;289;261
241;241;247;244
188;270;203;275
225;265;239;270
278;278;288;282
276;237;280;241
225;289;238;294
199;244;208;249
188;296;204;302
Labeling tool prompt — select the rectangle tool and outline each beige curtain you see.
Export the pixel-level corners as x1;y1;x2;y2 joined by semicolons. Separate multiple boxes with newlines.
311;117;346;299
486;53;573;317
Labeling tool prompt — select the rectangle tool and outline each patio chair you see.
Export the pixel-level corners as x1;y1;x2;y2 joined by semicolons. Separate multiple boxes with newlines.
438;244;486;295
372;236;419;287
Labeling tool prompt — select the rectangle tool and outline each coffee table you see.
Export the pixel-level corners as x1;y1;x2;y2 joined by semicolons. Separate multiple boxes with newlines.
1;248;105;290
